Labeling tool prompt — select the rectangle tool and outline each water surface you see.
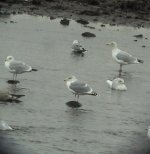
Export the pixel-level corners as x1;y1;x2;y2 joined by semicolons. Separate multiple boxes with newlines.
0;14;150;154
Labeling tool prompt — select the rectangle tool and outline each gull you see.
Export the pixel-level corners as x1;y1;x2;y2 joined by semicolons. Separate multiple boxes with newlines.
0;90;23;102
147;126;150;139
5;56;38;81
106;42;143;75
107;78;127;91
64;76;97;102
0;120;13;130
72;40;87;54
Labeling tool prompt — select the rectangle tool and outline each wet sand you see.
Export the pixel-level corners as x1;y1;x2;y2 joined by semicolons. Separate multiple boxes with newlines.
0;14;150;154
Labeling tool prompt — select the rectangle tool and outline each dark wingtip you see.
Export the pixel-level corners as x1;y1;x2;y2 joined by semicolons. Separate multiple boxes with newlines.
138;59;144;63
10;94;25;98
91;92;97;96
32;68;38;71
82;48;87;52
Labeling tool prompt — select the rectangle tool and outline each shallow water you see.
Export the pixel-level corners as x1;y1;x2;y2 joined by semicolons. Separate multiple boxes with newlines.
0;14;150;154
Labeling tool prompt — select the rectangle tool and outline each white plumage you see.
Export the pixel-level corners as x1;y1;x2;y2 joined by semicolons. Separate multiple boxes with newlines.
107;78;127;91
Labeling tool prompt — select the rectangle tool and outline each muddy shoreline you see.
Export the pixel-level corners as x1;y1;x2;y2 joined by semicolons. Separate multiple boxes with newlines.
0;0;150;27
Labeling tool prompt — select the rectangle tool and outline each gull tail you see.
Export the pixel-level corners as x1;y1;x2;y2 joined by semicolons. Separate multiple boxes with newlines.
137;59;144;63
82;48;87;52
106;80;112;88
32;68;38;71
91;91;97;96
10;94;25;98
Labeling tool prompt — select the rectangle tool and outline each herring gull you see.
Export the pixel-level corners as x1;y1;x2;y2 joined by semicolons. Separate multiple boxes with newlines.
64;76;97;102
147;126;150;139
5;56;38;81
72;40;87;54
107;78;127;91
106;42;143;75
0;120;13;131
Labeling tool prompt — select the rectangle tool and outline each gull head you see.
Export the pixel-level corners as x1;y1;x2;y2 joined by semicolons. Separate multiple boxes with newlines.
113;78;127;91
73;40;79;44
5;56;14;62
115;78;125;84
106;42;117;48
64;76;77;82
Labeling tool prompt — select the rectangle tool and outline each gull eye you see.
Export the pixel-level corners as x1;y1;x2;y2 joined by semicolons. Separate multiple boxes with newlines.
68;77;72;79
120;80;124;83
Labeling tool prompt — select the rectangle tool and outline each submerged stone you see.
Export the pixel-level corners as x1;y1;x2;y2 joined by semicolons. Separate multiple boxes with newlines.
60;18;70;26
76;19;89;25
7;80;20;84
81;32;96;38
133;34;143;38
66;101;82;108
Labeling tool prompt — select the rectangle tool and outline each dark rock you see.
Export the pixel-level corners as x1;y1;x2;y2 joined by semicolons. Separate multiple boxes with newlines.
30;7;38;11
50;16;55;20
79;10;99;16
101;24;105;27
51;4;67;10
60;18;70;26
7;80;20;84
93;18;98;22
133;34;143;38
126;15;132;19
76;19;89;25
110;23;116;26
32;0;41;5
87;0;99;6
82;32;96;38
10;20;15;23
12;11;16;15
142;45;146;48
66;101;82;108
45;0;54;2
84;25;95;29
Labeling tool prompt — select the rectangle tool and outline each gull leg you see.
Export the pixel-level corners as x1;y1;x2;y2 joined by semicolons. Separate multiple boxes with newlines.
14;74;17;81
74;94;76;101
12;74;15;80
77;95;79;102
119;65;122;77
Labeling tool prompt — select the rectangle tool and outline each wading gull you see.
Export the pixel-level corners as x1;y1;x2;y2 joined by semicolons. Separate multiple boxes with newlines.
147;126;150;139
72;40;87;54
64;76;97;102
0;120;13;130
106;42;143;75
5;56;38;81
107;78;127;91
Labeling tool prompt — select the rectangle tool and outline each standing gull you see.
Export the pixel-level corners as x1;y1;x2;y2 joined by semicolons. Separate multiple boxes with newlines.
106;42;143;75
5;56;38;81
72;40;87;54
64;76;97;102
107;78;127;91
